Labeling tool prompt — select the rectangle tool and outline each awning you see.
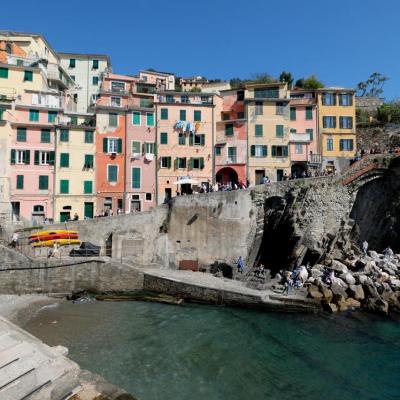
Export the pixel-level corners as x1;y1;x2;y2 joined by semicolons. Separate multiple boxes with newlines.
172;178;199;185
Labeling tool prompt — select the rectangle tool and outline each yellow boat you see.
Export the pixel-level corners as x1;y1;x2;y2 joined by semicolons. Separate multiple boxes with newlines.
33;239;81;248
29;230;78;239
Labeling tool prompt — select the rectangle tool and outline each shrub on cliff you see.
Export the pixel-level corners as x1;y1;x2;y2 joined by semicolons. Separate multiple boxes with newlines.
377;101;400;123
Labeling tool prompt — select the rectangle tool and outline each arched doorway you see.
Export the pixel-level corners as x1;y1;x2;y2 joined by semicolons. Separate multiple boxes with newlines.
105;234;112;257
291;162;307;178
216;167;239;184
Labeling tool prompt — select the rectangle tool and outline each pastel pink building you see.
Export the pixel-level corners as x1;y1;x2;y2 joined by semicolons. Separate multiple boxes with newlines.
289;90;320;176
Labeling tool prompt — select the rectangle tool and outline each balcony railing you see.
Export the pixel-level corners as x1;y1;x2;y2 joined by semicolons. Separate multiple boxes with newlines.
308;153;322;165
0;87;17;101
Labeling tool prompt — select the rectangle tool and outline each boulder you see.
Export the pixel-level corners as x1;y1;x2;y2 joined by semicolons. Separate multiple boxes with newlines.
331;282;348;304
337;300;349;312
308;285;324;300
368;251;381;261
311;267;324;279
347;284;365;301
330;260;348;274
323;302;338;313
362;282;380;299
346;298;361;309
378;272;390;282
363;298;389;315
357;275;369;285
362;262;376;275
343;273;356;285
389;279;400;289
319;286;333;303
335;278;348;289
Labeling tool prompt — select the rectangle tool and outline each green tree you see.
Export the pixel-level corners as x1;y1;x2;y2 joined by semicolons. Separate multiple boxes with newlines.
357;72;389;97
279;71;293;88
189;86;201;92
377;101;400;123
295;75;324;89
251;73;277;84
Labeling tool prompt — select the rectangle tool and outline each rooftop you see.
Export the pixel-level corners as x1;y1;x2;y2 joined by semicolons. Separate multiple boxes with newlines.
140;69;175;77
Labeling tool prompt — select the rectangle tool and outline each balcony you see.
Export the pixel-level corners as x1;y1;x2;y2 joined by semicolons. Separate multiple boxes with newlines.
308;153;322;165
46;63;71;88
289;133;311;143
0;87;17;102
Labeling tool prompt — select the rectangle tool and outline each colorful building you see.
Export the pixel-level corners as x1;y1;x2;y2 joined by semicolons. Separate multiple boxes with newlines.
245;82;291;184
155;91;221;204
139;70;175;91
215;89;247;185
316;88;356;172
180;76;208;92
289;89;320;176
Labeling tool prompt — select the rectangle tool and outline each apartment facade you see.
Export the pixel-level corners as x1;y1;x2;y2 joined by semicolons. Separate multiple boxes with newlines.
289;89;320;176
246;83;291;184
59;53;111;113
316;88;356;172
180;76;208;92
139;70;175;91
155;92;220;204
215;89;247;185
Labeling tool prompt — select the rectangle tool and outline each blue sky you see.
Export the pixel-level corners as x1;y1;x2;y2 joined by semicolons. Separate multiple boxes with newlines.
1;0;398;99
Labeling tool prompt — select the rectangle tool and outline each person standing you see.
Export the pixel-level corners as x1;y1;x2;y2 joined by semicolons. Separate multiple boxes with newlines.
362;241;369;256
10;232;19;248
236;256;245;274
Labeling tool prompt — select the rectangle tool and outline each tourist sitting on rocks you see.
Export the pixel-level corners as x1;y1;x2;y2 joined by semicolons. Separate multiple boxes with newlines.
363;241;369;256
383;247;394;260
282;271;292;295
236;256;245;274
9;232;19;248
48;242;60;259
254;264;265;279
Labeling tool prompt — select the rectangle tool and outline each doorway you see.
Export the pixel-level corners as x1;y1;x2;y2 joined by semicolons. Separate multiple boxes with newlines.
60;212;70;222
164;188;172;201
255;170;264;185
11;202;20;222
84;202;94;219
130;195;141;212
105;233;112;257
277;169;284;182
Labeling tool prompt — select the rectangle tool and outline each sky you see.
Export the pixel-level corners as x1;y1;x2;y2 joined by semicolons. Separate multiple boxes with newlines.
1;0;399;99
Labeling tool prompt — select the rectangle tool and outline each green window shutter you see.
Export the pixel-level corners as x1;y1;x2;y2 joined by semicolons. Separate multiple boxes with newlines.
49;151;55;165
250;145;255;157
290;107;296;121
306;129;314;140
103;138;108;153
0;109;3;121
132;112;140;125
84;154;94;168
0;67;8;79
200;134;205;146
161;108;168;120
17;128;27;142
92;59;99;69
255;125;263;137
69;59;76;68
108;165;118;182
167;157;172;168
41;129;51;143
200;157;205;169
48;111;57;123
276;125;284;137
34;150;39;165
60;179;69;194
215;146;221;156
305;106;313;120
39;175;49;190
146;113;154;126
178;133;185;145
60;129;69;142
84;130;94;143
23;70;33;82
132;141;141;153
283;146;289;157
84;180;93;194
189;158;193;170
117;138;123;153
180;110;186;121
271;146;277;157
92;76;99;85
189;133;194;146
132;167;141;189
24;150;30;165
109;113;118;127
29;109;39;122
225;124;234;136
160;132;168;145
262;146;268;157
175;158;179;169
60;153;69;167
194;110;201;122
16;175;24;189
10;149;16;164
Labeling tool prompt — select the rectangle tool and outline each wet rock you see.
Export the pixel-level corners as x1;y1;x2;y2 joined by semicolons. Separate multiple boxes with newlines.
319;286;333;303
347;284;365;301
364;298;389;315
362;282;380;299
346;298;361;309
308;285;323;300
331;282;348;304
323;302;338;313
330;260;348;273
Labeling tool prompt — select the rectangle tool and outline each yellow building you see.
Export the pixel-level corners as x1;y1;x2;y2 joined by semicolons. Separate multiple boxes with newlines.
54;113;97;222
316;88;356;172
245;82;291;184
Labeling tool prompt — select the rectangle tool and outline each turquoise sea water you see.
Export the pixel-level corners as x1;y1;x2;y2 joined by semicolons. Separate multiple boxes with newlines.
23;301;400;400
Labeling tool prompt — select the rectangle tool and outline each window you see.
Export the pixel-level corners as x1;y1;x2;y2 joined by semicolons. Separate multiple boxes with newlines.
237;90;244;101
190;157;204;170
161;108;168;120
178;133;185;145
255;124;263;137
340;116;353;129
69;59;76;68
33;204;44;214
60;129;69;142
84;154;94;168
222;113;230;121
160;157;171;168
290;107;296;120
16;128;27;142
144;142;155;154
194;134;205;146
41;129;51;143
107;165;118;183
194;110;201;122
322;93;336;106
109;113;118;127
132;167;141;188
276;125;284;137
276;102;285;115
339;139;354;151
179;110;186;121
130;112;140;126
255;101;263;115
228;147;237;163
306;128;314;140
13;150;30;165
181;95;189;104
250;145;267;157
0;108;4;121
132;141;141;154
305;106;313;120
175;157;187;169
60;179;69;193
111;81;125;93
295;144;303;154
271;146;289;157
290;128;297;133
0;67;8;79
48;111;57;123
146;112;154;126
39;175;49;190
16;175;24;189
237;111;245;119
104;138;122;153
215;146;222;156
92;59;99;69
225;123;234;136
160;132;168;144
84;130;93;143
70;116;78;125
166;94;174;103
254;87;279;98
110;97;121;107
339;93;353;106
327;138;334;151
60;153;69;167
70;75;75;82
23;70;33;82
40;151;50;165
92;76;99;85
145;193;152;201
323;116;336;128
29;109;39;122
84;180;93;194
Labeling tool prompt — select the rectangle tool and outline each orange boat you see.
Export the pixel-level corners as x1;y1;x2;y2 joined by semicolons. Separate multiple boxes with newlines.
29;232;79;243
